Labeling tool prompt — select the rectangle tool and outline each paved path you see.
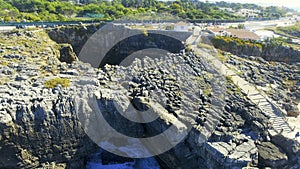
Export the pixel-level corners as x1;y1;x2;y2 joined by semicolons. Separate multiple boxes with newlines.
187;35;298;140
0;26;15;32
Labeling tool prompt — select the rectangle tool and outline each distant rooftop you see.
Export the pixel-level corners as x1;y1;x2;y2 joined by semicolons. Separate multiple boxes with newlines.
208;27;260;40
175;21;189;26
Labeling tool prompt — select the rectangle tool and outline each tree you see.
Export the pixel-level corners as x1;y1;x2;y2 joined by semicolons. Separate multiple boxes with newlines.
170;3;182;15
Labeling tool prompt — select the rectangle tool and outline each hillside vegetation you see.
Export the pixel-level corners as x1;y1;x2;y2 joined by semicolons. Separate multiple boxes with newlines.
0;0;292;22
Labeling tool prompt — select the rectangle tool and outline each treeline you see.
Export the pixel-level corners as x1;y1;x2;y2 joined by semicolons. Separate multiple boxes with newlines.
215;1;292;18
0;0;292;22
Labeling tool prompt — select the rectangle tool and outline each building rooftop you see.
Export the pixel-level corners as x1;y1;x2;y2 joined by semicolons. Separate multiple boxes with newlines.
208;27;260;40
175;21;189;26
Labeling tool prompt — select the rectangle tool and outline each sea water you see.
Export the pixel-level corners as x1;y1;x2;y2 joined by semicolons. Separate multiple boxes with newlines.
86;151;161;169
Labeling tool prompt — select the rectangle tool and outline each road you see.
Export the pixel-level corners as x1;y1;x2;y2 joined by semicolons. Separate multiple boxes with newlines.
221;17;299;31
0;26;15;32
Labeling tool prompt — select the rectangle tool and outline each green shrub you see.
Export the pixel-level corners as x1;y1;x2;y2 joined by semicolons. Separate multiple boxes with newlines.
141;29;148;36
44;77;70;88
212;36;264;51
226;75;233;81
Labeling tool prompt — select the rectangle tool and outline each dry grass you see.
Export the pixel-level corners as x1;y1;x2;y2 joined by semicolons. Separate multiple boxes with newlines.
216;52;228;62
197;42;215;50
44;77;70;88
0;61;9;66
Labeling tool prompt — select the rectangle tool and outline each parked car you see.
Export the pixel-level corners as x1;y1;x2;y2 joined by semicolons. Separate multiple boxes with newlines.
16;24;26;29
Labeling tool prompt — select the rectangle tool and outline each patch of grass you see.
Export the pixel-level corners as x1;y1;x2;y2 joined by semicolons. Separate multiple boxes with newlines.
186;44;192;52
285;80;297;86
269;62;277;66
196;75;212;97
0;77;10;85
25;27;38;31
266;26;300;42
197;42;214;50
175;91;182;97
44;77;70;88
204;87;212;96
225;75;243;94
225;75;233;81
0;61;9;66
216;52;227;62
141;29;148;36
265;87;272;95
144;25;154;29
283;78;298;90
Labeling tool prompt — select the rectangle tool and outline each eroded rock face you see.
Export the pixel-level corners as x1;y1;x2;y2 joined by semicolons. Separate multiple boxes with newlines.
58;44;78;64
48;23;191;68
0;29;299;169
257;142;288;168
72;51;287;169
0;30;100;168
74;52;225;165
209;35;300;63
47;24;101;56
223;53;300;118
0;61;100;168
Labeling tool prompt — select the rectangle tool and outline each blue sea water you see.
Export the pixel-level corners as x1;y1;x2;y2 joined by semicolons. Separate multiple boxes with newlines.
86;152;160;169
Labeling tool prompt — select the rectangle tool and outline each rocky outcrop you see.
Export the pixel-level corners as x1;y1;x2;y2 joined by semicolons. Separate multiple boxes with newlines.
0;30;100;168
47;24;101;56
210;35;300;63
262;45;300;63
48;24;191;68
0;60;100;168
57;44;78;63
223;53;300;117
257;142;288;168
0;28;299;169
270;132;300;168
74;52;226;168
73;50;292;169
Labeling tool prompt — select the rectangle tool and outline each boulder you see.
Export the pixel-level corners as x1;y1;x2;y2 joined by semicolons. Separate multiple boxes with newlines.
257;142;288;168
58;44;77;64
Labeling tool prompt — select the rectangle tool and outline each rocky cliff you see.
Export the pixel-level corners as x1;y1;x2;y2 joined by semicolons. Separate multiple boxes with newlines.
210;35;300;63
0;30;100;168
47;24;102;56
0;27;299;169
223;53;300;117
47;24;191;68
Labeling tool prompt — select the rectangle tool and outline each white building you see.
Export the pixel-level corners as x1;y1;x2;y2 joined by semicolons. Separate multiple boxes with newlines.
219;7;234;12
174;21;189;32
237;9;261;18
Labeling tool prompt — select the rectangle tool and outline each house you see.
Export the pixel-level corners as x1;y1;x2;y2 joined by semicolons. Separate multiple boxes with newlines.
236;9;261;18
208;27;260;41
219;7;234;12
174;21;189;32
254;30;280;41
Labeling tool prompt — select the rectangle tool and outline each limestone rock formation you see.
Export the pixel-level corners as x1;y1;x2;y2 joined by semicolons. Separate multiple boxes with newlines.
209;34;300;63
57;44;78;63
257;142;288;168
0;27;299;169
